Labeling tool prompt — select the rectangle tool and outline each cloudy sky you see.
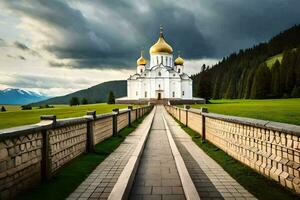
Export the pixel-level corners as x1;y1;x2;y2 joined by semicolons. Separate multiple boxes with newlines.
0;0;300;96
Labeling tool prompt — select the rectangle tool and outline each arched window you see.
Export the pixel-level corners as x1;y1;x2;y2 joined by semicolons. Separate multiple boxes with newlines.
172;91;175;97
159;84;161;89
136;91;138;96
158;72;161;76
178;68;181;73
156;56;159;64
165;57;168;65
145;91;147;98
182;91;184;96
161;56;163;64
140;69;143;73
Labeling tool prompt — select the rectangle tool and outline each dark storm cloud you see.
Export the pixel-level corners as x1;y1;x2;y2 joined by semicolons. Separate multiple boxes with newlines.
2;0;300;69
18;55;26;60
13;41;29;50
6;54;26;60
13;41;40;57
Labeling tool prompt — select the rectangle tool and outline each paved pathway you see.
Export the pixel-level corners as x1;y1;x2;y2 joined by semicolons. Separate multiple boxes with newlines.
68;106;257;200
162;107;256;200
129;108;185;200
67;113;153;200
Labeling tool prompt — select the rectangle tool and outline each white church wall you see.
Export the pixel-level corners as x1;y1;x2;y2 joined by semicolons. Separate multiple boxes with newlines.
150;54;173;68
181;79;193;99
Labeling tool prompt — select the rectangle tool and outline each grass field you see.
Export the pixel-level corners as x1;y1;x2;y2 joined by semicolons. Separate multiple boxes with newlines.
189;99;300;126
0;103;133;130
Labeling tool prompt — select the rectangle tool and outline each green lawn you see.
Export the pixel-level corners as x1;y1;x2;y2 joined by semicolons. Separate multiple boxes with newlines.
0;103;134;130
189;99;300;126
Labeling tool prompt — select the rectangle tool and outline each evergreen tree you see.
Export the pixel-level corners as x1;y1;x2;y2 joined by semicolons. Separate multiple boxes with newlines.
81;98;88;105
70;97;80;106
271;60;281;97
21;105;32;110
291;86;300;98
1;106;6;112
250;63;271;99
201;64;206;72
107;91;115;104
197;70;211;100
285;51;296;95
244;68;255;99
295;49;300;86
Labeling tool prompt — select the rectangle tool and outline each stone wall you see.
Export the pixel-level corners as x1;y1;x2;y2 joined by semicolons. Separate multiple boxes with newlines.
0;105;153;199
130;110;137;123
94;116;113;145
117;112;129;132
49;123;87;173
116;98;205;105
0;130;43;199
165;105;300;194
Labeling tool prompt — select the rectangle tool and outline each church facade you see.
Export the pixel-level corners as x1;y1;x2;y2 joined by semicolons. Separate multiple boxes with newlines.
117;27;204;104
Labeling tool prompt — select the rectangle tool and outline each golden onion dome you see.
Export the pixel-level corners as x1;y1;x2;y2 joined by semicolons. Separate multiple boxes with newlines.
137;51;147;65
174;53;184;65
149;26;173;55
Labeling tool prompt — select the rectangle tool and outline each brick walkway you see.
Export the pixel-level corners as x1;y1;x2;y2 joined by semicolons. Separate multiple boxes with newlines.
129;108;185;200
67;122;149;199
162;108;257;200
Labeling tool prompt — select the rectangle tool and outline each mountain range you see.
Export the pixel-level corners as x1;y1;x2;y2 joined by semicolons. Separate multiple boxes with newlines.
31;80;127;105
0;88;48;105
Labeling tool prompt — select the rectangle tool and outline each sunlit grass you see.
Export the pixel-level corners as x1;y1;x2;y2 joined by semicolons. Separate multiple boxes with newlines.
189;99;300;125
0;103;136;130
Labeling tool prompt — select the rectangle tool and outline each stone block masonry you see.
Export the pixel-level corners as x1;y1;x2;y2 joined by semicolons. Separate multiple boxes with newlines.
0;105;153;199
165;105;300;195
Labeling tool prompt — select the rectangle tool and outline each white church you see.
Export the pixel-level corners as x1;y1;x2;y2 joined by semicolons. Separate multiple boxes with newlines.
116;27;204;105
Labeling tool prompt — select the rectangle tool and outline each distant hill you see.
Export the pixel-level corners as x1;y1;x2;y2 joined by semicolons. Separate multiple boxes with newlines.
0;88;48;104
32;80;127;105
193;24;300;99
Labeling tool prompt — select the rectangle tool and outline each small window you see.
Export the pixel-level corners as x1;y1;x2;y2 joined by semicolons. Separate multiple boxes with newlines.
140;69;142;73
145;91;147;98
173;74;175;77
172;91;175;97
158;72;161;76
156;56;159;64
165;57;168;65
144;74;146;76
136;91;138;96
159;84;161;88
161;56;163;64
182;91;185;96
178;68;181;73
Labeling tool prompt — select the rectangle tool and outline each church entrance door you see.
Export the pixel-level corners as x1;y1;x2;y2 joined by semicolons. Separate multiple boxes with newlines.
158;93;161;100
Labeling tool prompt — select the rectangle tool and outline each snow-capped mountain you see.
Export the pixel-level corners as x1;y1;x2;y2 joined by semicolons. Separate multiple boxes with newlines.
0;88;49;104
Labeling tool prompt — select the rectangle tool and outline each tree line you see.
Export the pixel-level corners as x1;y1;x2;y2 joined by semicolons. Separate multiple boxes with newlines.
192;24;300;99
69;91;115;106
